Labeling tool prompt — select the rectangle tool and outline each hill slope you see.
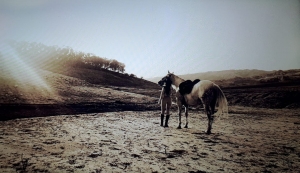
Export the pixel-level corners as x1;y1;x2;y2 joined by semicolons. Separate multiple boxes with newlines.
0;66;159;104
147;69;272;83
47;66;159;89
147;69;300;87
0;66;161;120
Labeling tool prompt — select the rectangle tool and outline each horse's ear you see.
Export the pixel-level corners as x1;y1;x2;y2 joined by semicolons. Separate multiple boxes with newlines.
168;70;170;73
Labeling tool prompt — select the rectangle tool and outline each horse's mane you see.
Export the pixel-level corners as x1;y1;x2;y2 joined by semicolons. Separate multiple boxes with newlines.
164;78;172;95
168;73;185;88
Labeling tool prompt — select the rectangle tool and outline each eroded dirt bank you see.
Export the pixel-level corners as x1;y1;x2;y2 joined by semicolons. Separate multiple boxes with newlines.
0;102;159;121
0;106;299;172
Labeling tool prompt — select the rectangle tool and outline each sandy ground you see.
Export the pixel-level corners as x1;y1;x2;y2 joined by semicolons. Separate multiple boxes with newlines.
0;106;299;173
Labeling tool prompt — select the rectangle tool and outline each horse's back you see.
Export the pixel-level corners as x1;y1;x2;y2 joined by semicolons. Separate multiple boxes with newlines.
183;80;214;104
192;80;215;97
182;80;221;106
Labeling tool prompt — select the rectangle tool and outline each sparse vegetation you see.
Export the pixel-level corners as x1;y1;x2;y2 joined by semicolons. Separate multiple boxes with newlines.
7;41;126;73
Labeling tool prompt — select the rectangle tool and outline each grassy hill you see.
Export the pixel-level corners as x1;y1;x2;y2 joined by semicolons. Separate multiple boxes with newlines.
0;66;160;104
147;69;271;83
0;66;161;120
46;65;159;89
0;41;163;120
147;69;300;87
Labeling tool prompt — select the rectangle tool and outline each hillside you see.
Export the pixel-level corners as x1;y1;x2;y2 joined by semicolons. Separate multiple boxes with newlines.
147;69;300;83
48;66;158;89
0;67;160;96
0;40;160;105
0;41;163;120
0;66;161;120
147;69;267;83
180;69;272;81
147;69;300;88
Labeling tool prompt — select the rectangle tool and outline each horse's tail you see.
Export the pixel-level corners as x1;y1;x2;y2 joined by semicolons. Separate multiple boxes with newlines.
213;84;228;117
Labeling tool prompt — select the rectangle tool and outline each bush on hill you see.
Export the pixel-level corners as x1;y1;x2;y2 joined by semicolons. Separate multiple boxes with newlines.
8;41;125;73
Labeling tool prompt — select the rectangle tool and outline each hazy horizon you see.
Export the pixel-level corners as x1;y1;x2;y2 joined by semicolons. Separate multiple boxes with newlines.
1;0;299;78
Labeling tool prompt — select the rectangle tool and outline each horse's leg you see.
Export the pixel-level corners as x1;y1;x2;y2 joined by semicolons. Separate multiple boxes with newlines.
176;92;184;129
184;106;188;128
210;100;216;120
177;103;182;129
210;89;217;116
208;92;217;132
164;97;171;128
205;104;213;135
160;99;166;127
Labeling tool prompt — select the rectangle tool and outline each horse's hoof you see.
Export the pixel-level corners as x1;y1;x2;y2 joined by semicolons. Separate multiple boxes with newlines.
206;131;211;135
177;126;181;129
184;125;188;128
164;125;169;128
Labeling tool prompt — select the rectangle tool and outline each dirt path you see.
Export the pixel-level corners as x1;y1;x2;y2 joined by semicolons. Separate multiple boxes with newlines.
0;107;299;172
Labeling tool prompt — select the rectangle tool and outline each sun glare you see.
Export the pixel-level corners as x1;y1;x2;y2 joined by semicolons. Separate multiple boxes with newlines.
0;43;52;92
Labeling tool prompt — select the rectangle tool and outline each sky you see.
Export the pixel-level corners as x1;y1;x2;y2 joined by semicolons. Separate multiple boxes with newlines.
1;0;299;78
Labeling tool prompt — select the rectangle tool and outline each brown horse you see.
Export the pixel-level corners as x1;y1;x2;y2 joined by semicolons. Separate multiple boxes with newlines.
159;71;228;134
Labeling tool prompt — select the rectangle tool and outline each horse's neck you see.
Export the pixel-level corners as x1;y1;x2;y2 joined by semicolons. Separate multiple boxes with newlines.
173;75;185;88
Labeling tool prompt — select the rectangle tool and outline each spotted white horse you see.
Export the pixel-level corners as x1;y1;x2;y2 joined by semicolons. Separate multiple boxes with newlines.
159;71;228;134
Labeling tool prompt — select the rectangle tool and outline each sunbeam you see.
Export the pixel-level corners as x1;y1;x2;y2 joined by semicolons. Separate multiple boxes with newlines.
0;42;54;102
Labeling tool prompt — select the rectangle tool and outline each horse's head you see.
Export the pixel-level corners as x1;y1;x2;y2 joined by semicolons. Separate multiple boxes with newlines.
161;71;184;88
158;71;174;87
158;75;172;87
